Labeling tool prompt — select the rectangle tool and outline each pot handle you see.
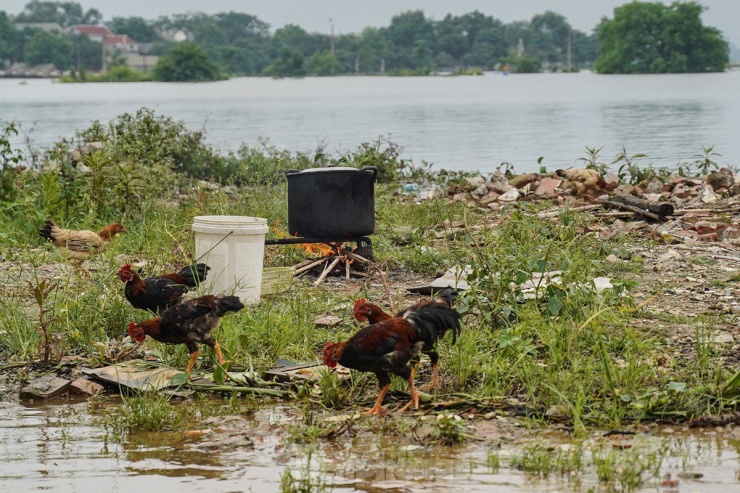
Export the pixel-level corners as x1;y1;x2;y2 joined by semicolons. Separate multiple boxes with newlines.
361;166;378;181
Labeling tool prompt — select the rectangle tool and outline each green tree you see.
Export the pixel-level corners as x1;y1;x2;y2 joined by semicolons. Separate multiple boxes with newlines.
356;27;390;73
0;12;21;63
152;41;225;81
153;12;271;75
107;16;159;43
307;50;339;76
68;31;103;71
14;1;101;26
594;1;728;73
262;46;305;77
382;10;435;70
24;29;73;68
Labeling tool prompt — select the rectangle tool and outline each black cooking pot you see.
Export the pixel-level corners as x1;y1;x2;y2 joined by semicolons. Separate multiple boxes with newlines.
287;166;377;238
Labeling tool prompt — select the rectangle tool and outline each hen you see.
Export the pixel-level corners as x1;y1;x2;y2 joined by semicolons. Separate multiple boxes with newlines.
555;168;609;197
39;219;126;270
118;263;210;314
127;294;244;375
323;319;424;416
353;288;461;389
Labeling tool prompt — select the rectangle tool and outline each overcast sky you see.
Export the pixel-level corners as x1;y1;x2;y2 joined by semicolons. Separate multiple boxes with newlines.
4;0;739;44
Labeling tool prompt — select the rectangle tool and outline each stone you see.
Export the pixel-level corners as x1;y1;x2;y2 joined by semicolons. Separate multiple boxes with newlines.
643;177;664;194
705;168;734;192
472;184;488;197
508;173;539;189
535;177;561;196
314;314;342;327
701;185;720;204
497;188;520;203
487;170;511;194
427;188;445;200
657;249;681;263
20;375;71;400
479;192;500;205
713;332;734;344
70;377;105;396
464;176;486;188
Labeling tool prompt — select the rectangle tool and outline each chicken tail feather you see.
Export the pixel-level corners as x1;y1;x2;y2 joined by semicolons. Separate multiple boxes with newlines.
177;263;211;287
39;219;57;242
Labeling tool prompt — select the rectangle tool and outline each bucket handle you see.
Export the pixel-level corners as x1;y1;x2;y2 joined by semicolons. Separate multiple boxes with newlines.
194;231;233;263
361;166;378;181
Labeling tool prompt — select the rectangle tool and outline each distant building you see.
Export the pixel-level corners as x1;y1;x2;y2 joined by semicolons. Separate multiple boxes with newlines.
103;34;139;53
155;27;192;42
121;53;160;71
13;22;64;33
67;24;113;43
0;62;66;78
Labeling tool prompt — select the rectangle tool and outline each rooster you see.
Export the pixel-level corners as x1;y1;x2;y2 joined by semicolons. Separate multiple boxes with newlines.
39;219;126;271
127;294;244;375
118;263;210;314
353;288;461;389
323;320;424;416
555;168;610;197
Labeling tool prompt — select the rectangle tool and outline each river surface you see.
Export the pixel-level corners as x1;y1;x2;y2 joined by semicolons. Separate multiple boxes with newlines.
2;399;740;493
1;71;739;173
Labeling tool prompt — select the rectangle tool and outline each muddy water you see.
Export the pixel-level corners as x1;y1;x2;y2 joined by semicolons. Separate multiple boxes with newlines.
2;399;739;492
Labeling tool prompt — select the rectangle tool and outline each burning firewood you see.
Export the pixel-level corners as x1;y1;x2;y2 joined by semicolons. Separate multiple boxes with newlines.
292;242;374;285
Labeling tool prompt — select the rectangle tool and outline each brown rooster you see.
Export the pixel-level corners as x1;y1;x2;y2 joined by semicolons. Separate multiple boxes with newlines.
353;288;460;389
39;219;126;271
118;263;210;314
127;294;244;375
323;320;424;416
555;168;610;197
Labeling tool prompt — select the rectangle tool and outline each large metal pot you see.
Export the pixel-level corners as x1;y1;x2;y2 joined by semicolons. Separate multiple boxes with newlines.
287;166;377;238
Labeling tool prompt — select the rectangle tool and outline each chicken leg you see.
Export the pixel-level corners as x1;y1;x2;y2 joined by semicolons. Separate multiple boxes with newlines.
213;340;226;365
362;383;390;416
398;375;420;412
185;350;200;375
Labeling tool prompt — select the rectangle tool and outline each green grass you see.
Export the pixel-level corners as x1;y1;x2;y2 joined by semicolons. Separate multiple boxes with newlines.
0;112;735;434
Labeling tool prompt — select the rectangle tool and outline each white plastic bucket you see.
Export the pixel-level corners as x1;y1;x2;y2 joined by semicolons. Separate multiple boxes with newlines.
192;215;269;305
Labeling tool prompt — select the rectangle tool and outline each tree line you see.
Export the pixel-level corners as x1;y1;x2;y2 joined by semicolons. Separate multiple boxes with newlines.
0;0;729;80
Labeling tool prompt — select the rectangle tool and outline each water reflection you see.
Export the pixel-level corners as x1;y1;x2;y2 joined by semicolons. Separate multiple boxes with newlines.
2;399;740;492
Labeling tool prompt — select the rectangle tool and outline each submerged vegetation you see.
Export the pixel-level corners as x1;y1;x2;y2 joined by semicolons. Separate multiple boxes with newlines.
1;110;739;490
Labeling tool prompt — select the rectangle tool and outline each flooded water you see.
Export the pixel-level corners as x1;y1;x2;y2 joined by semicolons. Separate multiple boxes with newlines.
2;399;739;492
2;70;740;173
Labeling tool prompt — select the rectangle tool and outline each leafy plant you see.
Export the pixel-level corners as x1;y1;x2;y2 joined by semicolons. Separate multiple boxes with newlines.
0;121;25;203
30;278;61;364
612;146;650;185
578;146;609;176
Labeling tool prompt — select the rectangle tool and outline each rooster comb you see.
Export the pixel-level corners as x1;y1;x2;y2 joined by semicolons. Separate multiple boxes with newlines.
353;298;366;310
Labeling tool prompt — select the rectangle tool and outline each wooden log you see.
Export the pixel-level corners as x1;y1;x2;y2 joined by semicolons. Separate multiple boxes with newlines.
598;198;666;222
345;250;371;264
314;256;342;285
294;257;329;275
537;204;601;218
613;194;674;216
293;258;321;269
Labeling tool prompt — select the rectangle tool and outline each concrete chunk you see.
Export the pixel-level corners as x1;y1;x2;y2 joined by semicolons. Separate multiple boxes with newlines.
70;377;105;396
20;374;71;400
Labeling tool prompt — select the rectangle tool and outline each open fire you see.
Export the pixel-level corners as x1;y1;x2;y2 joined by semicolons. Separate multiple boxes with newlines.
293;242;373;285
269;220;375;285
